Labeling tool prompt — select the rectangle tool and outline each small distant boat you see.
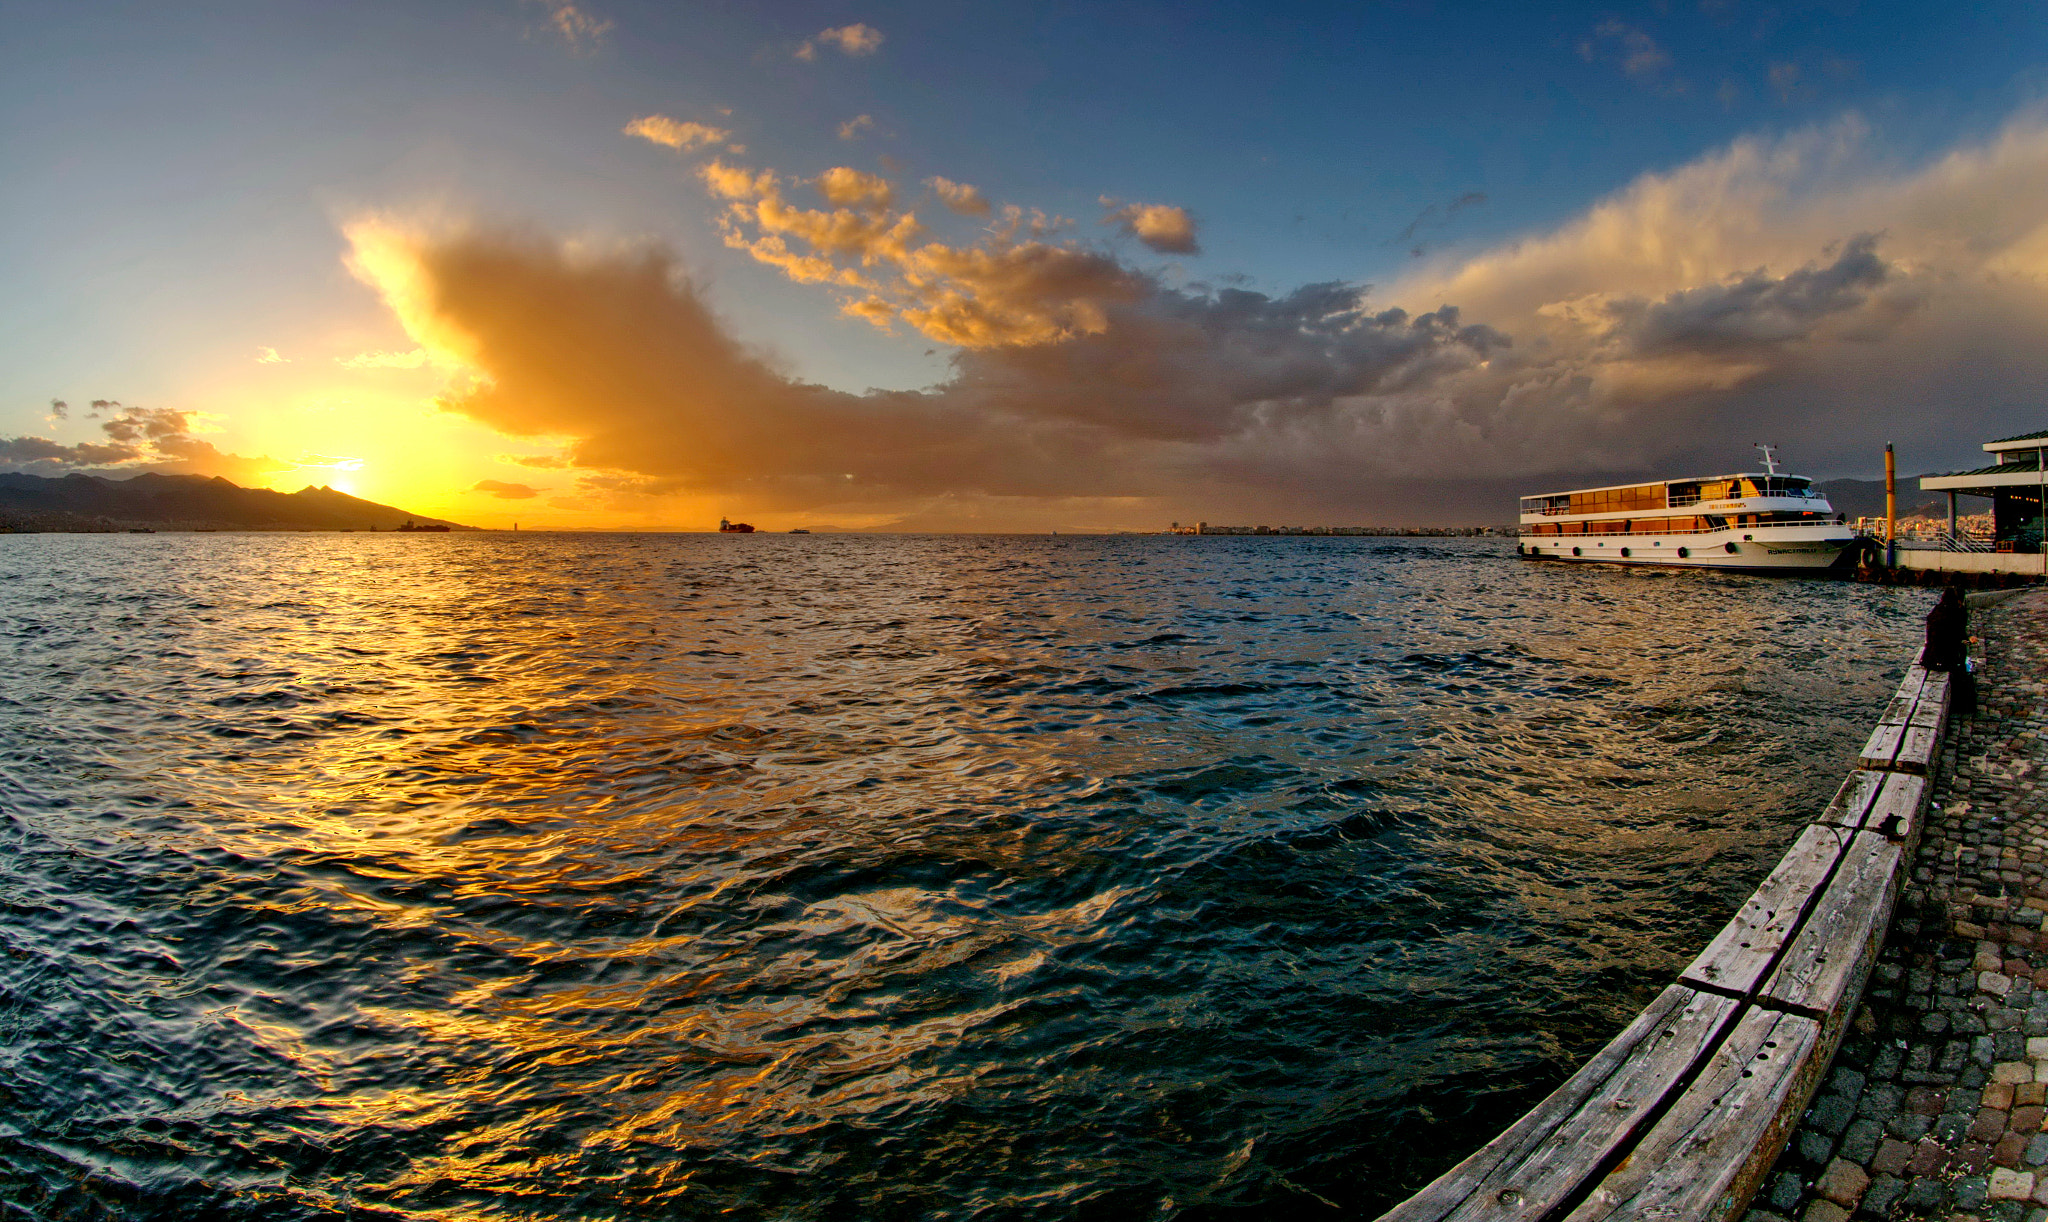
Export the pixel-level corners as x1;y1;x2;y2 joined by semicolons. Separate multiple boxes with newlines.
718;518;755;534
394;520;451;533
790;528;811;534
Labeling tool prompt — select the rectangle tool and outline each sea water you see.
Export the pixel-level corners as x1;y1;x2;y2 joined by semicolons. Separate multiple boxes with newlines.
0;533;1924;1219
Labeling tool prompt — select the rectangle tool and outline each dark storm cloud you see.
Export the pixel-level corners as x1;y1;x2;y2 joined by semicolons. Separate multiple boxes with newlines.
0;404;286;481
1605;233;1895;355
344;115;2048;525
347;225;1508;505
950;284;1507;442
0;436;139;466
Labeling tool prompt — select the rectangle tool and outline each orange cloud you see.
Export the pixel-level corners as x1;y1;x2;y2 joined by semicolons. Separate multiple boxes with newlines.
696;158;1144;347
1101;199;1200;255
837;114;875;141
624;115;731;152
795;23;882;60
928;176;990;218
699;160;777;201
530;0;611;52
813;166;894;210
345;110;2048;527
339;222;1510;526
471;479;543;498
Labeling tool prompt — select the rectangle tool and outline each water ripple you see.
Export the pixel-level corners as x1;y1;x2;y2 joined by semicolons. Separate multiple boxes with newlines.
0;533;1920;1219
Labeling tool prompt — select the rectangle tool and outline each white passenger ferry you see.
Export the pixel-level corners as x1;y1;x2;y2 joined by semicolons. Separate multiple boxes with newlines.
1518;447;1857;570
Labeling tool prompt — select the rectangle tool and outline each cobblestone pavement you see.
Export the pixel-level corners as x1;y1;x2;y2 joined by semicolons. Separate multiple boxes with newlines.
1750;591;2048;1222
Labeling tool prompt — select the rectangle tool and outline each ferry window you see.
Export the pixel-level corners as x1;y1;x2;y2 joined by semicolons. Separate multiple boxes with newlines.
1621;484;1665;511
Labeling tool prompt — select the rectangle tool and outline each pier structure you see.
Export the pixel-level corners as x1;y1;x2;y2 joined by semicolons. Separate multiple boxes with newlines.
1889;547;2048;582
1749;590;2048;1220
1377;610;1970;1220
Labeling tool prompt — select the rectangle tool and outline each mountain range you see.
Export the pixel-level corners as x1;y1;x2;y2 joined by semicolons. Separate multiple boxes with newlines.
1815;478;1956;520
0;471;471;532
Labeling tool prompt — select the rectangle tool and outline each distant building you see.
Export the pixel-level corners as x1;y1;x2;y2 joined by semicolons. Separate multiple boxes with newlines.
1921;428;2048;549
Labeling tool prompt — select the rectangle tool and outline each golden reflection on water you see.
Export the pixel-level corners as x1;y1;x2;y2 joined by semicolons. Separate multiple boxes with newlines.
0;532;1927;1218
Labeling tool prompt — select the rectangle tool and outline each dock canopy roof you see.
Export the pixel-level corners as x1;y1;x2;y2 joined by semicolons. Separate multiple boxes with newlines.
1922;426;2048;494
1988;428;2048;451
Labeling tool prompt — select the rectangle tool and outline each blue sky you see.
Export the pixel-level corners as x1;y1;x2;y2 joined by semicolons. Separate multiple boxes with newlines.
4;1;2048;527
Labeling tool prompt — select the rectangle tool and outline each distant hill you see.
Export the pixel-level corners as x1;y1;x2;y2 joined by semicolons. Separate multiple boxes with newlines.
1816;477;1951;520
0;471;474;532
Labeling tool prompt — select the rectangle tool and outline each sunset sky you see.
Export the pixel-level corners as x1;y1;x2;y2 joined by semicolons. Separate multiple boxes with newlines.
6;1;2048;530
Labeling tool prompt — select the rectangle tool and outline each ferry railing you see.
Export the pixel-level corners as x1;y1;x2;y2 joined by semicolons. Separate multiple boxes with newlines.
1924;529;1994;553
1668;488;1823;508
1520;520;1848;540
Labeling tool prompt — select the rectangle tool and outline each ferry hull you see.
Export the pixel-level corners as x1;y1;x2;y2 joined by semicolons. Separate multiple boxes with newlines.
1517;528;1855;571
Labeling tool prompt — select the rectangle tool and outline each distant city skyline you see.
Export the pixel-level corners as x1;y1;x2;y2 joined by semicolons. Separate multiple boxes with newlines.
5;1;2048;529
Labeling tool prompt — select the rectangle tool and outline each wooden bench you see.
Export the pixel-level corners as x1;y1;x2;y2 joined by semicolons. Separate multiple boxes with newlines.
1858;667;1951;774
1377;665;1949;1222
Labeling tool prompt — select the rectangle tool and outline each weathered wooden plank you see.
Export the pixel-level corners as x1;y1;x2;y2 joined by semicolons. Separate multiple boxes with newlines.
1862;771;1932;853
1909;670;1951;728
1380;985;1741;1222
1891;725;1940;775
1374;655;1936;1222
1565;1007;1824;1222
1857;669;1928;770
1857;723;1906;772
1891;670;1953;776
1678;825;1846;996
1883;667;1928;723
1761;829;1905;1047
1813;768;1886;832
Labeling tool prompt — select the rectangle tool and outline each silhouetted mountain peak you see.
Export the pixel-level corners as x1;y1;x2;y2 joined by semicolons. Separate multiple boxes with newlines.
0;471;473;532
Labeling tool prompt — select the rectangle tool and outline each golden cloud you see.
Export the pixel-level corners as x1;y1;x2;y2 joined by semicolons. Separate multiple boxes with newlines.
345;111;2048;526
813;166;894;210
928;176;991;218
530;0;611;52
1101;200;1200;255
624;115;732;151
696;159;1144;347
471;479;543;499
795;23;882;60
